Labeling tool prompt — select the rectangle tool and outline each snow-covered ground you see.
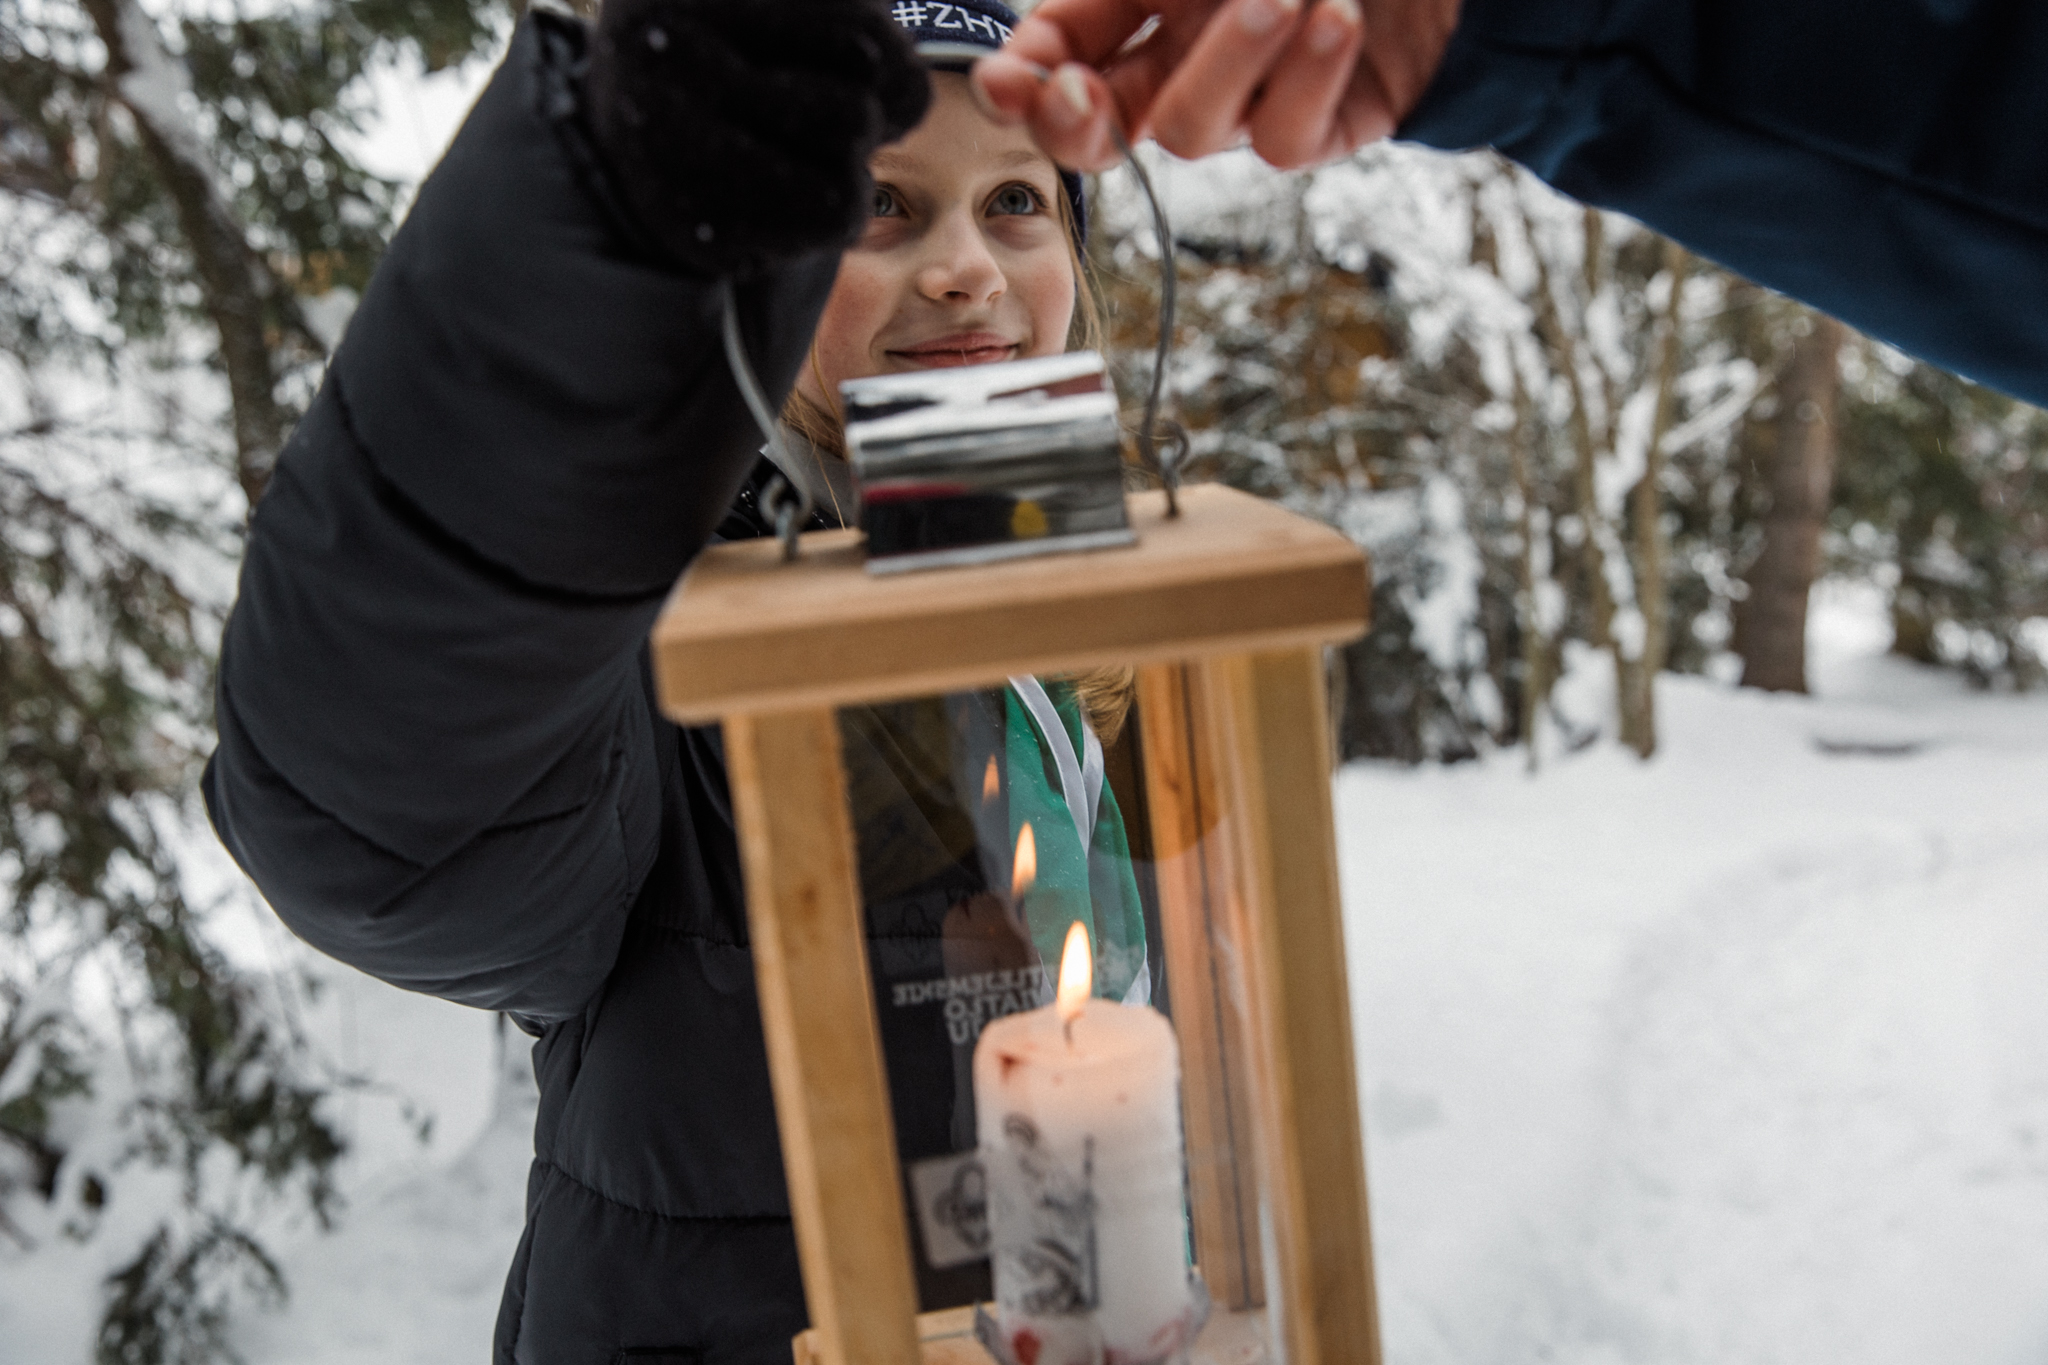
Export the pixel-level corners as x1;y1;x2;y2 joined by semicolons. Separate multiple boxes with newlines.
225;994;525;1365
4;578;2044;1364
1345;584;2048;1365
60;583;2008;1364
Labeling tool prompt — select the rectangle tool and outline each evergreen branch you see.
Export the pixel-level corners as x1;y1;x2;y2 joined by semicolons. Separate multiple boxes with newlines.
81;0;304;508
0;155;79;208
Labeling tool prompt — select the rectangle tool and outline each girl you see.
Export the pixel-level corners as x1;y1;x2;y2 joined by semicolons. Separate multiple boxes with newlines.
767;11;1152;1011
205;1;1146;1360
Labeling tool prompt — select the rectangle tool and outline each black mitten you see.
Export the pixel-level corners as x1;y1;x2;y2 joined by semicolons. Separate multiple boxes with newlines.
586;0;931;277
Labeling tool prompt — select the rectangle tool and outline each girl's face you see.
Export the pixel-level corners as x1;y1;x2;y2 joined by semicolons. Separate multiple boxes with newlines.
798;74;1078;411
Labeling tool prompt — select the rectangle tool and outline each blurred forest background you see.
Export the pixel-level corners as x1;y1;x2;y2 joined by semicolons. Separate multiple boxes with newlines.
2;1;2046;1361
1092;152;2048;765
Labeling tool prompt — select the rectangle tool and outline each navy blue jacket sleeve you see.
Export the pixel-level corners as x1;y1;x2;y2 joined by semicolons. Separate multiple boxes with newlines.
202;15;838;1019
1399;0;2048;405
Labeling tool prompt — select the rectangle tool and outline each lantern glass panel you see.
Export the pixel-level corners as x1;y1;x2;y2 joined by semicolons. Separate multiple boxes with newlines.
834;672;1283;1365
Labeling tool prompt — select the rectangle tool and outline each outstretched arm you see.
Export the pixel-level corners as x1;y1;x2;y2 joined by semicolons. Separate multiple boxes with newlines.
205;3;925;1020
977;0;2048;408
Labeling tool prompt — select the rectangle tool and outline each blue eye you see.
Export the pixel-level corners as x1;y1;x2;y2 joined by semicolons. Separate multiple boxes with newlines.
990;184;1044;217
872;186;903;218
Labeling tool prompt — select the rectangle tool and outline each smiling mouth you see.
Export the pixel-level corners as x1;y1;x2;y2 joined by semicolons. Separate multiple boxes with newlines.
888;335;1019;368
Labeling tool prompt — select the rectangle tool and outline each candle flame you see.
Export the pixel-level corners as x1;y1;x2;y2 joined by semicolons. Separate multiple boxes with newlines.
1056;920;1091;1024
982;755;1000;804
1011;822;1037;899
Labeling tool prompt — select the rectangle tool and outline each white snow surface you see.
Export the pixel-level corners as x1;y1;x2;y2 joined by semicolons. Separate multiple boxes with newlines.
1346;584;2048;1365
9;582;2042;1363
228;1006;525;1365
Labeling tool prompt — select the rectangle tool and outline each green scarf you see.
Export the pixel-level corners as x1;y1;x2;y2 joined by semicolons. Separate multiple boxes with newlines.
1003;680;1149;1001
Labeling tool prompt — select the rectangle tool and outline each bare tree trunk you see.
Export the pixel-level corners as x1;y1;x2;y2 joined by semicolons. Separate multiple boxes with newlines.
1737;311;1845;692
1523;216;1640;755
1580;207;1622;441
1580;207;1603;298
1525;235;1615;641
1889;585;1939;662
1620;241;1691;756
1509;367;1546;774
85;0;304;508
1473;183;1553;772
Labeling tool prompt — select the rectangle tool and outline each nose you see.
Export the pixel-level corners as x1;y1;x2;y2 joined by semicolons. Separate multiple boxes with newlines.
914;207;1005;307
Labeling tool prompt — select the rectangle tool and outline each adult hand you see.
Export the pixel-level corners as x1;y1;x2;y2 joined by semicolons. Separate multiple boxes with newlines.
973;0;1459;172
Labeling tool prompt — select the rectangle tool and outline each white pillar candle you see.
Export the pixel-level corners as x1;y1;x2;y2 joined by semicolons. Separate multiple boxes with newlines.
974;922;1197;1365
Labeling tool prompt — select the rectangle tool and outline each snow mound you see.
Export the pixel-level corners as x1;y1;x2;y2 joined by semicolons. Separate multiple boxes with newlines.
230;1031;533;1365
1344;593;2048;1364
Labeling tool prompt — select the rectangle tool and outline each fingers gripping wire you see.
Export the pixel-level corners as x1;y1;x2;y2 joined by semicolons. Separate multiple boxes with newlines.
719;279;813;559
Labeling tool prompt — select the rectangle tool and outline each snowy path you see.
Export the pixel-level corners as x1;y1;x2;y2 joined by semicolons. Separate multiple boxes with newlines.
1347;609;2048;1364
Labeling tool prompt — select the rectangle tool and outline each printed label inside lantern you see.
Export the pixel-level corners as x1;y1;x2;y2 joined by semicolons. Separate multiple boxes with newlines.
907;1150;992;1270
892;964;1052;1046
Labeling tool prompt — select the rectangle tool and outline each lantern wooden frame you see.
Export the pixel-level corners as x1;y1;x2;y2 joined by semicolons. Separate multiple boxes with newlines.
652;485;1379;1365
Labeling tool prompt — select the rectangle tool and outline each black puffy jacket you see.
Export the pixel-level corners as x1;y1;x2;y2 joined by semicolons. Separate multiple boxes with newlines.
204;15;862;1362
206;10;1025;1354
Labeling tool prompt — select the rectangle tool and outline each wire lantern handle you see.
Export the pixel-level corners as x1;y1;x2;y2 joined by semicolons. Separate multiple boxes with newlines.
1108;121;1183;518
719;279;813;561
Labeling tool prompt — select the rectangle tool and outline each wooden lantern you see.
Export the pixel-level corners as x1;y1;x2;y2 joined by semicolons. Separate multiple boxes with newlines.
651;485;1378;1365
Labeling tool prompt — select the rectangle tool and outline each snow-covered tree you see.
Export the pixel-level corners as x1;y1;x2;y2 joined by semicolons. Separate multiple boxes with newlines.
1094;147;1759;762
1096;144;2048;760
1835;345;2048;689
2;3;508;1359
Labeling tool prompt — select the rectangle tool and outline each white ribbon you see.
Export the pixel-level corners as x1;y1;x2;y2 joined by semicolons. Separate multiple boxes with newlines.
1006;676;1149;1005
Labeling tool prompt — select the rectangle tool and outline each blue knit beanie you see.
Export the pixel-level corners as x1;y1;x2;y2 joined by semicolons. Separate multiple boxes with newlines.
887;0;1088;244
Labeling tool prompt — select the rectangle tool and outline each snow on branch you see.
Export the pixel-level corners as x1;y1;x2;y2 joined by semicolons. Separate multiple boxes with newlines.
109;1;212;193
83;0;302;503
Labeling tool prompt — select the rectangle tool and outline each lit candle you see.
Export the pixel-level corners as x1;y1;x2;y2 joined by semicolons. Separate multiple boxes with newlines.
1012;820;1038;904
974;921;1197;1365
